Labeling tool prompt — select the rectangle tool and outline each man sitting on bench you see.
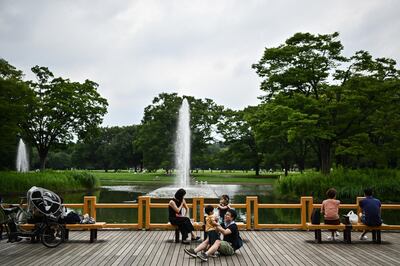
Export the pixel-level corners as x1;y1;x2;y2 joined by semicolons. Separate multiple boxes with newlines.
359;188;382;240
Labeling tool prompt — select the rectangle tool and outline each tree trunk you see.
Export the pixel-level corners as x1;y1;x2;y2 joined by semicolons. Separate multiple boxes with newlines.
319;140;332;175
38;148;48;171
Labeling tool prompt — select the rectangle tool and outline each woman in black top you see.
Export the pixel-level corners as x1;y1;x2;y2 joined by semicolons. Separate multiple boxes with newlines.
168;188;200;244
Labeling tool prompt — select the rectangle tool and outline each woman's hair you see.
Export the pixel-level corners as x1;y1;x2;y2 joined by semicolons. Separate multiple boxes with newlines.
174;188;186;202
205;205;214;215
326;188;337;199
221;194;230;203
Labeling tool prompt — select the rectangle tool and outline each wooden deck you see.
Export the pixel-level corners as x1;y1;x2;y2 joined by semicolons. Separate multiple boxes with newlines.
1;230;400;265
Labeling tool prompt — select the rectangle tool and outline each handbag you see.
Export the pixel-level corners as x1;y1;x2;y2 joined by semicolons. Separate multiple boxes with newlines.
347;210;359;224
311;209;320;225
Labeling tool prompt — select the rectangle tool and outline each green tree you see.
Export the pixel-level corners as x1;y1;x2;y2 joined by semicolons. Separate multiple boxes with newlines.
218;108;262;175
0;59;33;169
21;66;108;170
252;32;400;174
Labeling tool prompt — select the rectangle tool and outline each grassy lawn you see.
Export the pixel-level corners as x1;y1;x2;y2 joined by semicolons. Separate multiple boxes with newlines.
89;170;279;185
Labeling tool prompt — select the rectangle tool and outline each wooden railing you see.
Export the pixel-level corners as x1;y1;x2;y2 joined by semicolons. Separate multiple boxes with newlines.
11;196;400;230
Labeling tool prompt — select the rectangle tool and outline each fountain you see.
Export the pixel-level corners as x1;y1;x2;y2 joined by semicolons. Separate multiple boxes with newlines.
16;138;29;173
147;99;236;198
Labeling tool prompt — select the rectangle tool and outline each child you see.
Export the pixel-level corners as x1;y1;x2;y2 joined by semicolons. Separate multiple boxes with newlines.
321;188;340;241
204;205;220;246
217;195;230;225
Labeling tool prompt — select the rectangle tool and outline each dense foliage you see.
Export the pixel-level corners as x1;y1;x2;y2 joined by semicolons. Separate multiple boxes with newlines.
277;168;400;202
0;171;99;194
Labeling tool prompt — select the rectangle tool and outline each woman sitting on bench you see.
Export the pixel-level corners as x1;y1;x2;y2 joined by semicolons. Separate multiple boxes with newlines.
321;188;340;241
168;188;200;244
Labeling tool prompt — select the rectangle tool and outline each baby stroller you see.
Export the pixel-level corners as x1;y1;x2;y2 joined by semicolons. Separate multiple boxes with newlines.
1;186;66;248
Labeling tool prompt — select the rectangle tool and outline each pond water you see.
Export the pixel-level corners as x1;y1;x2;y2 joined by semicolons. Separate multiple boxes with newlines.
5;183;400;225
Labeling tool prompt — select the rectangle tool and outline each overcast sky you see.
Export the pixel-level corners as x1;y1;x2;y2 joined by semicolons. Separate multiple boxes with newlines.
1;0;399;126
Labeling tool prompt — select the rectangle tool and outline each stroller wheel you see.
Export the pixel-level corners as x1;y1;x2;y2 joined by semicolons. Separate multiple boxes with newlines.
41;223;65;248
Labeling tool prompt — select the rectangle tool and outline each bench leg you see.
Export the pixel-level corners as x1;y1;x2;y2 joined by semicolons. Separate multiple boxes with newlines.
0;224;3;240
372;230;377;242
64;229;69;241
175;228;180;243
371;230;382;243
314;229;322;243
344;226;352;244
90;229;97;243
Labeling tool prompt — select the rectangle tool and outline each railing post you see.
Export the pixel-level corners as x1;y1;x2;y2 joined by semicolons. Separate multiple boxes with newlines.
192;198;198;222
83;196;97;220
145;196;150;229
199;197;204;223
138;196;144;229
356;197;364;223
246;196;257;230
308;197;314;223
300;196;313;229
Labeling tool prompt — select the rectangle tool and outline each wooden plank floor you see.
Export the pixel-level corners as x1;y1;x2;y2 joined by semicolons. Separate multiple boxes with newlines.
1;230;400;265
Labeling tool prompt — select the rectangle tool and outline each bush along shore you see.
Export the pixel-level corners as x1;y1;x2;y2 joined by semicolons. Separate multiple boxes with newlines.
277;168;400;202
0;171;100;194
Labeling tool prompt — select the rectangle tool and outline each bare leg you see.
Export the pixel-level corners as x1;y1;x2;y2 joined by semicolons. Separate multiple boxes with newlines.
205;240;221;256
361;230;367;238
191;231;196;238
194;238;209;253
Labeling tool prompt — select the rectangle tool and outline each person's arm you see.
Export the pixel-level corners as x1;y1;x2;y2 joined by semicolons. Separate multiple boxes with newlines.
218;204;229;210
182;199;189;214
169;200;182;213
216;224;232;236
320;201;325;214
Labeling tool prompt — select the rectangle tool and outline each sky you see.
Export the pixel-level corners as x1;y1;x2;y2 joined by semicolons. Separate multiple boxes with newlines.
1;0;399;126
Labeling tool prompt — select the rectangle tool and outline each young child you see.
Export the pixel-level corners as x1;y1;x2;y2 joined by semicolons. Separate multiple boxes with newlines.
321;188;340;240
217;195;230;225
204;205;220;246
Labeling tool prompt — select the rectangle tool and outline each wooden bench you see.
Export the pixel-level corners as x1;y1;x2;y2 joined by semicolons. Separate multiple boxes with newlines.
306;223;400;244
351;223;400;244
306;223;351;243
166;222;204;243
20;222;107;243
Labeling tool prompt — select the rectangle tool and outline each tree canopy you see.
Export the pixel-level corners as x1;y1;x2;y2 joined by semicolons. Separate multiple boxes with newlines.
20;66;108;170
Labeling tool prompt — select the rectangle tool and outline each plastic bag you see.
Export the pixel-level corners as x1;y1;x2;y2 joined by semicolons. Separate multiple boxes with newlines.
347;210;359;224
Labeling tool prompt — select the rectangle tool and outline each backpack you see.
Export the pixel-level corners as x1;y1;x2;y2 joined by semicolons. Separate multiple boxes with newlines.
311;209;321;225
63;211;82;224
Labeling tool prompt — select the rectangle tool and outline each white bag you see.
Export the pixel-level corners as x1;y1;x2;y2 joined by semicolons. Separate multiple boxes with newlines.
347;210;359;224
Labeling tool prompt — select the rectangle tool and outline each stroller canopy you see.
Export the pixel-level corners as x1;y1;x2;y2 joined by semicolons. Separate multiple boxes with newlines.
27;186;63;220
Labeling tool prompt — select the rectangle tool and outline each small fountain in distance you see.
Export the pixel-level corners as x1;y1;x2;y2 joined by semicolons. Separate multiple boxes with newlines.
147;99;231;198
16;138;29;173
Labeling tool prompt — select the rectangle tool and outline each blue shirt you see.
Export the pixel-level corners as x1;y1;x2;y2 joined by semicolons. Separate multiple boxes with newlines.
359;196;382;226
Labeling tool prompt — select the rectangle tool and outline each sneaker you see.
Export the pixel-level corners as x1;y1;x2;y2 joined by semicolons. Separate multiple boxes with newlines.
327;236;335;241
181;239;190;244
359;235;368;241
184;248;197;258
335;231;340;237
198;252;208;262
209;252;219;258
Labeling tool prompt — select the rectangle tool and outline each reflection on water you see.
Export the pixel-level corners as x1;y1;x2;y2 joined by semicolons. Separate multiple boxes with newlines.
3;183;400;225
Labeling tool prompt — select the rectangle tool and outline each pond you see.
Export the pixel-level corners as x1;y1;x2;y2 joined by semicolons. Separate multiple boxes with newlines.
4;183;400;225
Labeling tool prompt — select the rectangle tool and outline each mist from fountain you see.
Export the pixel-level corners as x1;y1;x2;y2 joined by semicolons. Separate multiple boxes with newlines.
175;98;191;187
16;138;29;173
147;98;237;198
